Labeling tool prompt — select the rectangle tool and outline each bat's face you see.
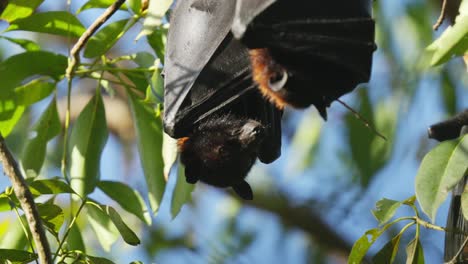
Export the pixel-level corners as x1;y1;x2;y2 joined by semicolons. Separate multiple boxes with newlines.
178;116;266;199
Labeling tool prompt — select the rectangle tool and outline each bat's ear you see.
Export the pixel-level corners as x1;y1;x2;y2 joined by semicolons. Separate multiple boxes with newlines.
185;166;199;184
232;180;253;200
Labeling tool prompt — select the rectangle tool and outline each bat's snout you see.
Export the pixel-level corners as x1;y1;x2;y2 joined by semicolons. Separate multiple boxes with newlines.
239;120;265;146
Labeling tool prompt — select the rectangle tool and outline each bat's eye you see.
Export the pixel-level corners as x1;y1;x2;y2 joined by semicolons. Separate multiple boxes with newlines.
268;69;288;92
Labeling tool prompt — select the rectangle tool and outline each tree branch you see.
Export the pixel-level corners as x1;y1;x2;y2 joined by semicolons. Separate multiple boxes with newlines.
66;0;126;78
0;134;52;263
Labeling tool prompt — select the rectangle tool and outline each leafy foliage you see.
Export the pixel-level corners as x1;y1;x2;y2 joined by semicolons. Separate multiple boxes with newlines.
0;0;465;263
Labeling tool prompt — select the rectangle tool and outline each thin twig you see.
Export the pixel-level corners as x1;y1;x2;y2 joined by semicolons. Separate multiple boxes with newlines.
0;134;52;264
433;0;448;30
65;0;126;78
445;235;468;264
337;99;387;141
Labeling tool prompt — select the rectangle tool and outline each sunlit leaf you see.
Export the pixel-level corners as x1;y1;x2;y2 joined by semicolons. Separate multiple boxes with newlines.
0;51;67;92
426;0;468;66
372;198;403;225
68;93;109;197
37;203;64;236
405;238;425;264
348;228;385;264
77;0;127;13
128;91;166;214
162;132;178;181
0;0;44;22
171;162;195;219
29;179;75;196
127;0;142;15
21;98;60;177
0;249;37;262
86;201;119;252
147;26;168;63
14;79;56;106
415;135;468;221
98;180;151;225
8;11;86;38
0;218;28;249
0;105;25;137
136;0;172;39
104;205;141;246
0;36;40;51
84;19;129;58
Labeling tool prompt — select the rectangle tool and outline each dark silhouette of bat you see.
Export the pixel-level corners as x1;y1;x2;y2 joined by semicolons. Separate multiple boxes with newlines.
163;0;375;198
164;22;282;199
238;0;376;118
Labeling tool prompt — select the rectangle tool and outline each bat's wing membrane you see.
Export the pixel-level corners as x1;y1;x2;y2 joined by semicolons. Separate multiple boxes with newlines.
164;0;237;137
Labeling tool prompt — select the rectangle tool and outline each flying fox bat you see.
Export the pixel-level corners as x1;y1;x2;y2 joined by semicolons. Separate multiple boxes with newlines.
163;0;375;198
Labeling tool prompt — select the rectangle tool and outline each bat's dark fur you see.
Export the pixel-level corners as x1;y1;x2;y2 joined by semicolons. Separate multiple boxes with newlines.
178;115;265;199
242;0;376;118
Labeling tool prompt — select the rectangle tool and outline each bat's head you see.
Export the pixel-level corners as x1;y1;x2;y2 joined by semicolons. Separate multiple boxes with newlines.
178;115;266;200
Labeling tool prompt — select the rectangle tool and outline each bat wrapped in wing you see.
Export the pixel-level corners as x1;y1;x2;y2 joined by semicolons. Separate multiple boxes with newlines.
163;0;375;199
163;0;282;200
235;0;376;118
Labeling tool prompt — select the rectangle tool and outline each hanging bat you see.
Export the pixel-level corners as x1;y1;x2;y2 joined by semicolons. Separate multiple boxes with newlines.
236;0;376;118
163;0;375;198
163;1;282;199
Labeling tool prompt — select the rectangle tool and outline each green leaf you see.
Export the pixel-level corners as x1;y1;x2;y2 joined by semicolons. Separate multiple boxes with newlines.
77;0;127;13
132;54;162;103
68;93;109;197
0;249;37;262
0;36;41;51
84;19;129;58
415;135;468;221
0;219;28;249
66;224;86;252
0;105;25;137
426;1;468;66
37;203;64;236
405;238;425;264
14;79;56;106
21;98;61;177
171;162;195;219
136;0;172;39
372;233;403;264
127;91;166;214
372;198;403;225
86;201;119;252
0;51;67;93
29;179;75;196
147;26;168;63
0;196;10;212
8;11;86;38
162;132;178;181
127;0;142;15
98;180;151;225
104;205;141;246
87;255;116;264
0;0;44;22
348;228;385;264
